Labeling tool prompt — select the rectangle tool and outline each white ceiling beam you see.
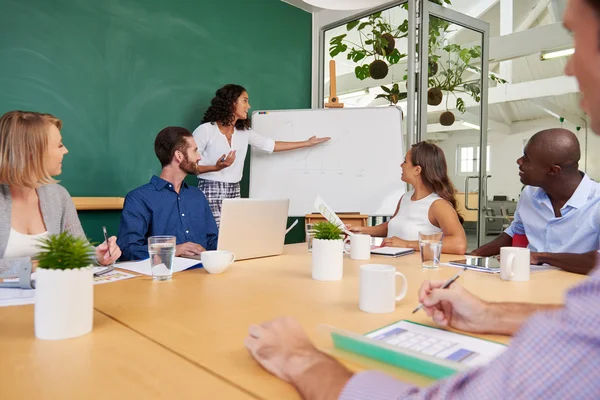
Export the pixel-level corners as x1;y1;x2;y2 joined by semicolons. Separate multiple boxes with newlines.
499;0;514;83
423;76;578;113
364;75;578;117
426;124;470;134
488;22;572;62
331;23;573;95
496;103;515;125
445;0;500;42
548;0;565;22
463;112;512;135
515;0;551;31
511;116;578;133
530;98;586;127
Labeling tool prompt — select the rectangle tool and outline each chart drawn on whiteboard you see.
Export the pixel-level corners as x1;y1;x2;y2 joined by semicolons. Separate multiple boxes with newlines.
282;120;365;176
250;107;405;216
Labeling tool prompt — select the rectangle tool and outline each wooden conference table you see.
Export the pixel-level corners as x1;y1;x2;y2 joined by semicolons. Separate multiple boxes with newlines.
1;244;586;399
93;244;583;399
0;307;255;399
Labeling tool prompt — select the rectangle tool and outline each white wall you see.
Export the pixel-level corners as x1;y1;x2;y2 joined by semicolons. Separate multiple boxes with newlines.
435;120;592;202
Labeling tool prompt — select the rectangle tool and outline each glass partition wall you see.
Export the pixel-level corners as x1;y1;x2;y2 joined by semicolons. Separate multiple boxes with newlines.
320;0;493;250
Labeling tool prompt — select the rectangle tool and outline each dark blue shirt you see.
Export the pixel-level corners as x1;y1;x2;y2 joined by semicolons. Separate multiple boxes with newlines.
117;176;218;260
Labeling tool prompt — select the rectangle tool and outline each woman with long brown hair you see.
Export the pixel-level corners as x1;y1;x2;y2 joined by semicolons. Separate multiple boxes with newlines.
349;141;467;254
193;84;330;226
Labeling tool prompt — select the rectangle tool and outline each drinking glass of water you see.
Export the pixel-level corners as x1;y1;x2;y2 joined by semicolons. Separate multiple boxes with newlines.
148;236;176;281
418;231;443;269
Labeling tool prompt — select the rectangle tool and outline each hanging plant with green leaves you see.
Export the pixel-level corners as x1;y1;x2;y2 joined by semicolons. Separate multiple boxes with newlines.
375;83;407;105
329;11;408;81
328;0;505;125
428;43;507;125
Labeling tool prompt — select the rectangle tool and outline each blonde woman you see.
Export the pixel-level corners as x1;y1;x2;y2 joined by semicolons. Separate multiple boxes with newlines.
0;111;121;278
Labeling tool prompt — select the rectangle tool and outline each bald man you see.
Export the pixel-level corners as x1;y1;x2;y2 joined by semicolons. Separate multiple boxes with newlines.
471;128;600;274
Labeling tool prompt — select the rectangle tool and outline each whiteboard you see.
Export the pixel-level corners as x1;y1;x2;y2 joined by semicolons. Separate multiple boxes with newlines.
249;107;406;216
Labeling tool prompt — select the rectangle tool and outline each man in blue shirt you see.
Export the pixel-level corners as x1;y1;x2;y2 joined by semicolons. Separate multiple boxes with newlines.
118;126;218;260
472;128;600;274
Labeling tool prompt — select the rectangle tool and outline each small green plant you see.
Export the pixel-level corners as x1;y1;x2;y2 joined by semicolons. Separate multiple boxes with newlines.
313;221;344;240
34;232;95;270
375;83;407;105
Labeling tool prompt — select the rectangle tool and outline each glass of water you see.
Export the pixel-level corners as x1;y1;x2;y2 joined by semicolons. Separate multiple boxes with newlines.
419;231;443;269
148;236;176;281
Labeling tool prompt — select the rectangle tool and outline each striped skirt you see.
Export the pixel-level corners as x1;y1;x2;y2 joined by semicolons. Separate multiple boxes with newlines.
197;179;241;227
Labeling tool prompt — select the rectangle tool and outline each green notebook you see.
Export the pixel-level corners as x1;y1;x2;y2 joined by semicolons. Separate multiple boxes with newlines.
329;320;506;380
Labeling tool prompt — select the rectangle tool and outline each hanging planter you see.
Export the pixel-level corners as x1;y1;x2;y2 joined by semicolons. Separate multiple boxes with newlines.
328;11;407;81
440;111;456;126
369;60;389;80
374;32;396;56
427;87;443;106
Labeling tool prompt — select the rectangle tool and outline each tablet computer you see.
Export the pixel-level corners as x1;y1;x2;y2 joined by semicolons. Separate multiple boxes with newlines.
449;256;501;273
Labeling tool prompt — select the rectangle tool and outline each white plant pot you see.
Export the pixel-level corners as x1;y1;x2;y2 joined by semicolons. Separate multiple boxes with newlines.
311;239;344;281
34;267;94;340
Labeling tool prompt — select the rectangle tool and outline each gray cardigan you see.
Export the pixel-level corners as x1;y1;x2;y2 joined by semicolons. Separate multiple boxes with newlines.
0;184;86;278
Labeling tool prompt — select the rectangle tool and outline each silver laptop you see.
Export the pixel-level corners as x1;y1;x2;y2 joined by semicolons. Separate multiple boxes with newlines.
218;198;290;260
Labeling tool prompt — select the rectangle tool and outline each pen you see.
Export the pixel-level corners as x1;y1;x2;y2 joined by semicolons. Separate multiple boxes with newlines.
102;226;112;258
412;267;467;314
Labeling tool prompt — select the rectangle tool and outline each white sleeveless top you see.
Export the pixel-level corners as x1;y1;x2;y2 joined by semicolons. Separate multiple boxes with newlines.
4;228;49;259
387;190;443;241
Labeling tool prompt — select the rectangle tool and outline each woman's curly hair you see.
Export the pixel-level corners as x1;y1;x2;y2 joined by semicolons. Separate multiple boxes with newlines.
201;84;250;130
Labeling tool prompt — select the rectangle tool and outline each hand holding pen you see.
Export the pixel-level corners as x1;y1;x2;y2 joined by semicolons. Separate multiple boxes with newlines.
216;151;236;170
414;268;491;334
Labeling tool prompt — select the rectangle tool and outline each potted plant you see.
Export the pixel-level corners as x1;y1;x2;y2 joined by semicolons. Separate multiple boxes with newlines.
328;11;408;81
311;221;345;281
428;43;507;125
329;2;506;125
34;232;95;340
376;83;407;105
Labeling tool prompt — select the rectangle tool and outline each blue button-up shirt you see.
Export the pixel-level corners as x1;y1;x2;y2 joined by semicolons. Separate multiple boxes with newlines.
117;176;218;260
504;173;600;253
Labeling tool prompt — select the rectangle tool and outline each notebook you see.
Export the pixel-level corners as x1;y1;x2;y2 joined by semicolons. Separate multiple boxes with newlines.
371;246;415;257
327;320;507;380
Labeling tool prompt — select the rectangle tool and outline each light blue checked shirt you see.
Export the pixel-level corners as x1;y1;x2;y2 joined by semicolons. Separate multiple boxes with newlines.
339;263;600;400
504;173;600;253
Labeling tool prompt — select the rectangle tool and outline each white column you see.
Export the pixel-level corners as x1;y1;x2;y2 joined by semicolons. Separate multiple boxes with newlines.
499;0;513;83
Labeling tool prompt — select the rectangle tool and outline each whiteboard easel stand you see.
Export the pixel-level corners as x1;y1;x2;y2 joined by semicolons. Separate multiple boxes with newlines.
324;60;344;109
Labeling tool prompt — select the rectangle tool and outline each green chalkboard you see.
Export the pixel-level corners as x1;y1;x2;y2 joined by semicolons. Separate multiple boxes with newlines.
0;0;312;243
0;0;311;195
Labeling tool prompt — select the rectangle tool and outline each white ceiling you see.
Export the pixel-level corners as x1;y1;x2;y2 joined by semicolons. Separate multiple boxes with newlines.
311;0;581;131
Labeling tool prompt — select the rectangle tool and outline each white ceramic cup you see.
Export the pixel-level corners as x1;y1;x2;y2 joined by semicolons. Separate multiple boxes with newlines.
500;247;530;281
359;264;408;313
343;234;371;260
201;250;235;274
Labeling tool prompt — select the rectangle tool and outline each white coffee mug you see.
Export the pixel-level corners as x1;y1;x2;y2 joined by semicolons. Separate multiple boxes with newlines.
500;247;530;281
359;264;408;313
201;250;235;274
343;234;371;260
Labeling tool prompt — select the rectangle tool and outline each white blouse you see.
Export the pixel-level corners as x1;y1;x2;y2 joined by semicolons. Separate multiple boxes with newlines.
4;228;49;259
193;122;275;183
387;190;443;241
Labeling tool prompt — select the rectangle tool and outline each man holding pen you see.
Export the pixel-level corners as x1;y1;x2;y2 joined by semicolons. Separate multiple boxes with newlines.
243;0;600;397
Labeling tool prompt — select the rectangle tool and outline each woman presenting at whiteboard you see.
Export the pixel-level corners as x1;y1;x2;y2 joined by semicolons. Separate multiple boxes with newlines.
193;84;330;226
347;141;467;255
